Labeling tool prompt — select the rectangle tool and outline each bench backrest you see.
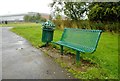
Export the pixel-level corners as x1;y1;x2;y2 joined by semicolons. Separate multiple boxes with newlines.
60;28;102;53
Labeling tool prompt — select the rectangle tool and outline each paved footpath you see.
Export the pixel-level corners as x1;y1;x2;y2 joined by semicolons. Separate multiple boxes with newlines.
0;28;2;80
1;27;74;79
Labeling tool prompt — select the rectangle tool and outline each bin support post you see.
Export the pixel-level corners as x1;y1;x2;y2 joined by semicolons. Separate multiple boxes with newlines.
45;42;49;46
76;51;81;65
60;45;63;55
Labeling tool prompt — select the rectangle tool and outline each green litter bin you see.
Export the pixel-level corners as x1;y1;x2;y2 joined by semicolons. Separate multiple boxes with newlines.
41;20;55;45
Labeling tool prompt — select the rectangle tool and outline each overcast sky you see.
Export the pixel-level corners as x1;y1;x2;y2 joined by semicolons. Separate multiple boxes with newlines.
0;0;53;16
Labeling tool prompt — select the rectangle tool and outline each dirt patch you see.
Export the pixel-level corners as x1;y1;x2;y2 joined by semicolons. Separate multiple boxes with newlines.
39;45;96;73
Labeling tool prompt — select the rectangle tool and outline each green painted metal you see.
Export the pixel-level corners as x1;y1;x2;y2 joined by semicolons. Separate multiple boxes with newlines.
60;45;63;55
56;28;102;53
41;20;55;43
42;20;55;29
42;28;54;42
76;51;80;63
55;28;102;62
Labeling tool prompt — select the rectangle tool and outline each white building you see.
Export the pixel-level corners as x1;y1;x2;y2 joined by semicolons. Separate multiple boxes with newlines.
0;12;50;23
0;14;25;22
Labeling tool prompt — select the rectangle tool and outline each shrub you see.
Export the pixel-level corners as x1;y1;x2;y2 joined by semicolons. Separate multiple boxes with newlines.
52;19;118;33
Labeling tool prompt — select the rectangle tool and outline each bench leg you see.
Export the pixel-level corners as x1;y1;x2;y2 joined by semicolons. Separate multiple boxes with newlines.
45;42;49;46
76;51;80;64
60;45;63;55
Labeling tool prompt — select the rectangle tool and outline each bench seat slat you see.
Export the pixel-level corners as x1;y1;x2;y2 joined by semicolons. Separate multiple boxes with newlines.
56;41;95;53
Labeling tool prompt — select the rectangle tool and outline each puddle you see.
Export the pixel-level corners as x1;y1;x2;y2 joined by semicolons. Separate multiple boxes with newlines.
18;41;24;44
15;40;30;50
16;47;24;50
15;40;25;50
15;40;26;45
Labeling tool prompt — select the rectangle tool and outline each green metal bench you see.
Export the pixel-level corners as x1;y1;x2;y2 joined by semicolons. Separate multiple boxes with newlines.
54;28;102;63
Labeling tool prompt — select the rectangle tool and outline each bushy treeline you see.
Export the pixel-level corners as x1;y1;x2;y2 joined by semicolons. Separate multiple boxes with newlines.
53;20;119;33
50;2;119;33
24;13;46;23
51;2;120;21
88;2;120;22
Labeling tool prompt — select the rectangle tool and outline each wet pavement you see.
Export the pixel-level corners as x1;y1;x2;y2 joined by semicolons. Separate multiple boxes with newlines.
1;27;74;79
0;28;2;80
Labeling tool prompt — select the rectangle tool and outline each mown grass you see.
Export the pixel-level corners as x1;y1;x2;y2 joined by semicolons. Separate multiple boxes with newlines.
9;22;118;79
0;22;39;28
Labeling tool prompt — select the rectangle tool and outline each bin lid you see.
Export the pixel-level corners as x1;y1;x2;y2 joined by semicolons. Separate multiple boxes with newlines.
42;20;55;28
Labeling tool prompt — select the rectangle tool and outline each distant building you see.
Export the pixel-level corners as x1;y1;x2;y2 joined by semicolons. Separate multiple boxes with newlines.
0;14;25;23
0;12;50;23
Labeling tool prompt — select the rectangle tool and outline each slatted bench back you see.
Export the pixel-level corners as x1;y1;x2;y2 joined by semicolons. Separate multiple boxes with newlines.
60;28;102;53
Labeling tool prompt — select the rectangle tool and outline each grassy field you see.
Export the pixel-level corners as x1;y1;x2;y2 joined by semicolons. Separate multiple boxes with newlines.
2;23;118;79
0;22;39;28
